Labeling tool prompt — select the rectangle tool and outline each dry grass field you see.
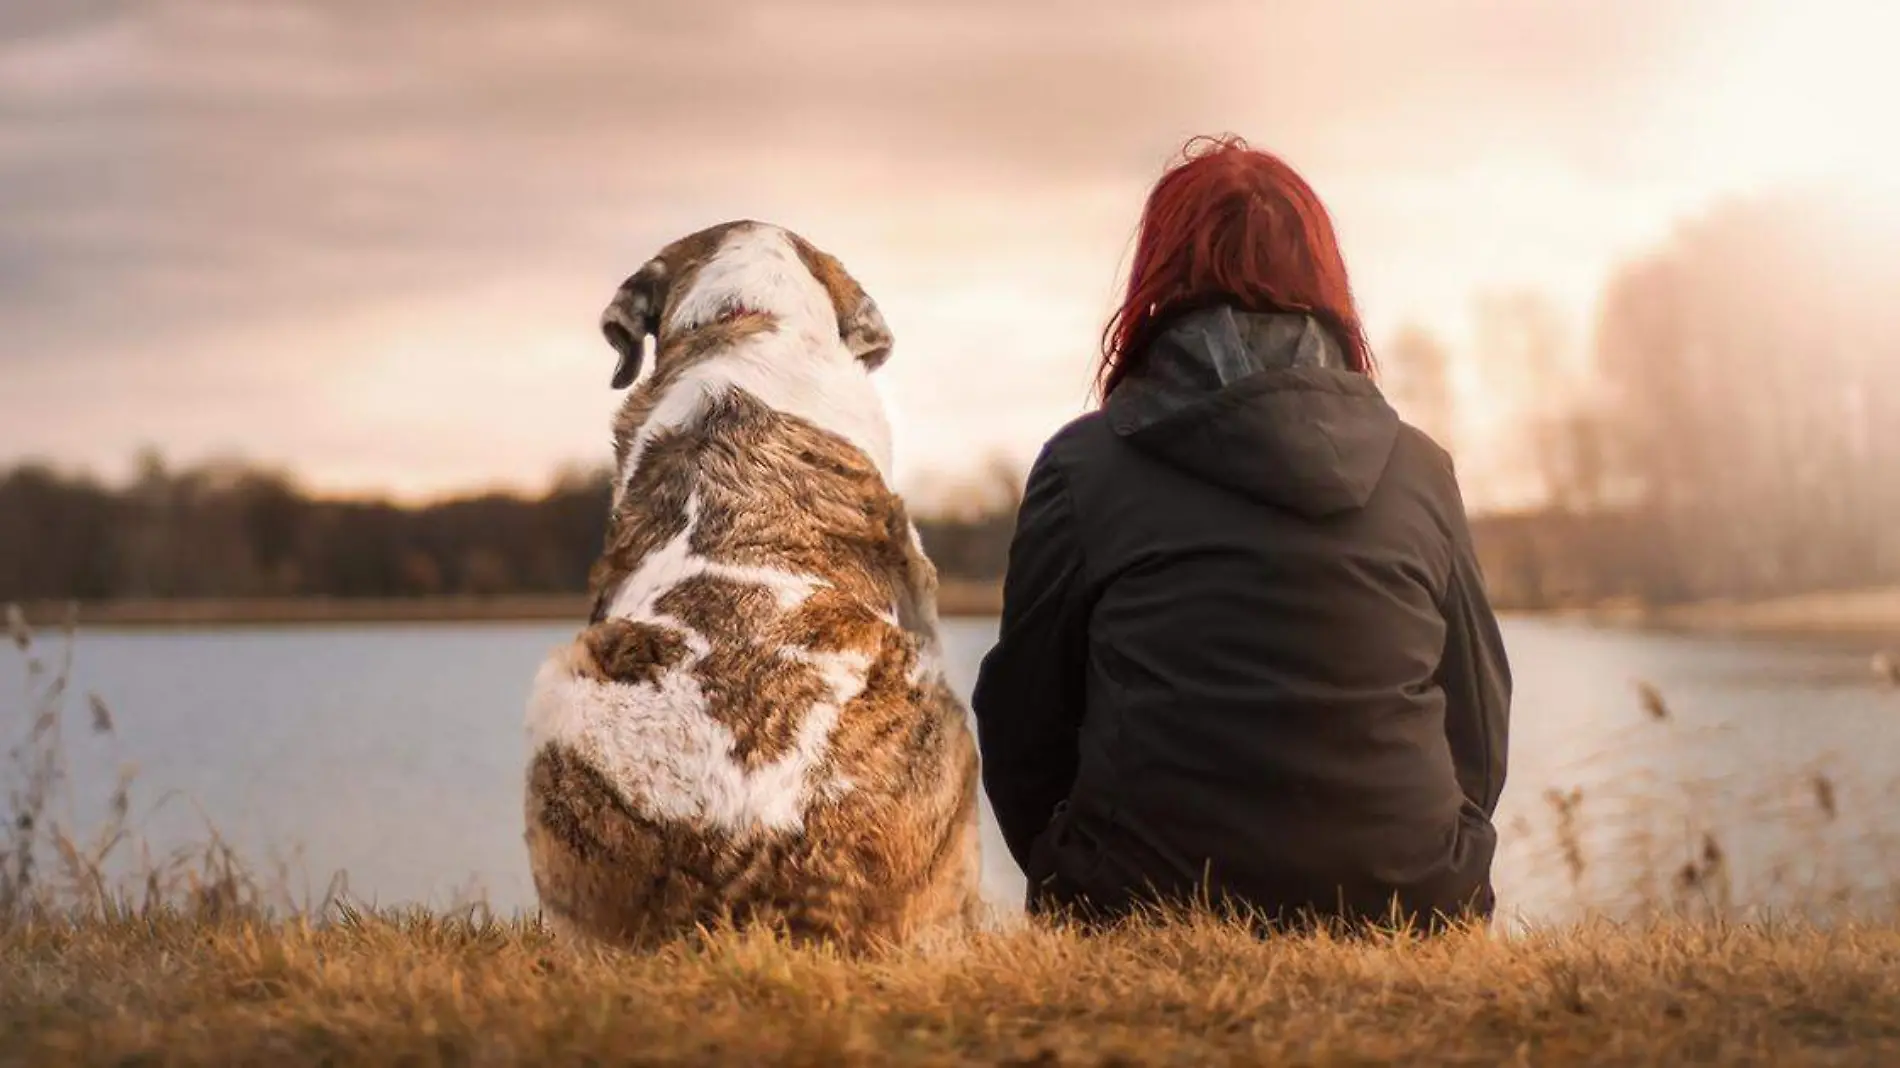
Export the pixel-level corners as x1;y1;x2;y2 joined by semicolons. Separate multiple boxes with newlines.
6;908;1900;1066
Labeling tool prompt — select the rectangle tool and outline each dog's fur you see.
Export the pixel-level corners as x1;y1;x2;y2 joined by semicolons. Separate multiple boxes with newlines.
523;221;981;951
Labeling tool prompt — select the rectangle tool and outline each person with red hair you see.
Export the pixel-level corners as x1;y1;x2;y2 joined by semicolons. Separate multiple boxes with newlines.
971;136;1511;932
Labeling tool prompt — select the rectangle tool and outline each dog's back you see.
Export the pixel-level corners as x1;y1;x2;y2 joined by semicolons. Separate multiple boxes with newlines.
524;222;980;949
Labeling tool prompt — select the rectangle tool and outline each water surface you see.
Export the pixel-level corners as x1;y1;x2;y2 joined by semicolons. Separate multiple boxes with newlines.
5;616;1896;926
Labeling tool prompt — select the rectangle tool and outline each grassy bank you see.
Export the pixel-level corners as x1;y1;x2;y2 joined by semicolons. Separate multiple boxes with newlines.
1545;586;1900;643
1649;586;1900;640
4;909;1899;1066
11;580;1004;629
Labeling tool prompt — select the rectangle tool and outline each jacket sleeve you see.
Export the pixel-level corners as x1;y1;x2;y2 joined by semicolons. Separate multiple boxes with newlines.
970;442;1091;872
1436;481;1512;818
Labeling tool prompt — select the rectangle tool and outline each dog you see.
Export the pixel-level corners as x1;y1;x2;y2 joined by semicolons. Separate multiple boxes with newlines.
523;220;982;951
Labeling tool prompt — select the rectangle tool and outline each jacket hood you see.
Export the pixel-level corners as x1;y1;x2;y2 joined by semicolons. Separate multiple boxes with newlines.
1103;306;1400;517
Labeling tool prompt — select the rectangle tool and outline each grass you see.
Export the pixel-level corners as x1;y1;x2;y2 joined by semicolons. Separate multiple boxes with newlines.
7;910;1900;1065
5;603;1900;1065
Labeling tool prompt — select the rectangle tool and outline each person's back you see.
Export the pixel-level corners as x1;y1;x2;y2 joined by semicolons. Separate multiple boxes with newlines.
971;136;1510;932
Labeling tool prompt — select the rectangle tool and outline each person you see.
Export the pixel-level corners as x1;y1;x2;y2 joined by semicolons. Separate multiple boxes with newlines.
970;135;1511;933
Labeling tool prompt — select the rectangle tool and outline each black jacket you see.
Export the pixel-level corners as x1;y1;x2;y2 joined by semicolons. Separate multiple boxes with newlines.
970;306;1511;930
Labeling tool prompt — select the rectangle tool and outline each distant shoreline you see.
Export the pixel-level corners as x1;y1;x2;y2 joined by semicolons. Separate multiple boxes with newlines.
12;585;1896;642
1532;586;1900;643
13;581;1006;629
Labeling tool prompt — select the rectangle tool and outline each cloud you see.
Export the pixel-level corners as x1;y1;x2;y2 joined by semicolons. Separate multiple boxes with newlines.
0;0;1793;499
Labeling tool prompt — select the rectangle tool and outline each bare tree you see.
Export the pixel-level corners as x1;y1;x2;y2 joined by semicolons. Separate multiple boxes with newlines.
1382;324;1458;453
1587;189;1900;602
1472;289;1583;512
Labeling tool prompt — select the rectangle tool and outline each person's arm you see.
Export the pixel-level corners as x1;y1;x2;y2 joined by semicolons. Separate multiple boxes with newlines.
1436;484;1512;817
970;443;1091;872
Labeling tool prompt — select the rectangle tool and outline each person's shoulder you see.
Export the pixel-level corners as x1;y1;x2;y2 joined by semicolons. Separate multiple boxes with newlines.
1035;410;1112;467
1392;421;1458;481
1386;420;1473;529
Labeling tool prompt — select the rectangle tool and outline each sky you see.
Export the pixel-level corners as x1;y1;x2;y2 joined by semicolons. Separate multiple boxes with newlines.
3;0;1898;510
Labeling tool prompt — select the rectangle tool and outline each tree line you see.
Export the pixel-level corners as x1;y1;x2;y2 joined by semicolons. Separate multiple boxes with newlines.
0;452;1021;604
5;188;1893;611
1383;187;1900;609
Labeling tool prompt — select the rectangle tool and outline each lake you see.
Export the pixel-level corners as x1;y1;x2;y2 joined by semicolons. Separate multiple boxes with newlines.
4;616;1897;928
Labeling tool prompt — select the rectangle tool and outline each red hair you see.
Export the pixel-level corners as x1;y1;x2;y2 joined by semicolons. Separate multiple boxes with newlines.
1097;135;1374;399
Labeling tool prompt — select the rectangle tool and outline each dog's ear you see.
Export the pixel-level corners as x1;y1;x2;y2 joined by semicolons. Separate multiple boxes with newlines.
837;287;893;371
793;239;893;370
601;258;670;389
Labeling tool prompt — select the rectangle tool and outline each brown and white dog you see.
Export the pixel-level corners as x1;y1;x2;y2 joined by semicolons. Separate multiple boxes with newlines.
523;220;982;951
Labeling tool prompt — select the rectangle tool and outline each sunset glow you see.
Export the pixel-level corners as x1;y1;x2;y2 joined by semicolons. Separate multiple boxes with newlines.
3;0;1895;511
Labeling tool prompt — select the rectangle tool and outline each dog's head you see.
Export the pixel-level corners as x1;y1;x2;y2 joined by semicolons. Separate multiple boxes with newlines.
599;220;892;389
